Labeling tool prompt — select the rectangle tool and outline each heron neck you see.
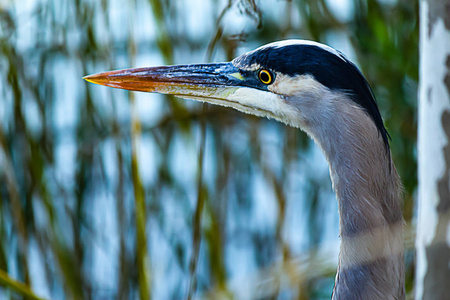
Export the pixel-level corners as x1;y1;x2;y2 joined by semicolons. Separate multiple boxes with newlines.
304;96;404;299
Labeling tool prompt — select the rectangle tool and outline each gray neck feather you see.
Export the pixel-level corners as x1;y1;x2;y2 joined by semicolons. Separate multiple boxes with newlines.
288;92;405;299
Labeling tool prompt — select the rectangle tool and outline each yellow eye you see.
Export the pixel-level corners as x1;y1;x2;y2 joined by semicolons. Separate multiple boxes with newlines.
258;69;273;85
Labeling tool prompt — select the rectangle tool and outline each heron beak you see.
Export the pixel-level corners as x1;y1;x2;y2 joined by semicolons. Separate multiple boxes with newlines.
84;62;285;121
84;62;247;102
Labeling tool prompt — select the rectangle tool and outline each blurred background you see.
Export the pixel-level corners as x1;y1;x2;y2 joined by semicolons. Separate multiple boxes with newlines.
0;0;417;299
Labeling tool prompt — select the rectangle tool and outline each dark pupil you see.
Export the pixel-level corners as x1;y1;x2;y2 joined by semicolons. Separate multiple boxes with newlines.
260;71;270;82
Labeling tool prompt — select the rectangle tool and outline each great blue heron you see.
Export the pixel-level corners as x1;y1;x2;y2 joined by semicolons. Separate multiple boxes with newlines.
84;40;404;299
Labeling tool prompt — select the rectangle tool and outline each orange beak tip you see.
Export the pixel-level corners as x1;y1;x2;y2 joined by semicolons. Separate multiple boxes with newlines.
83;74;101;85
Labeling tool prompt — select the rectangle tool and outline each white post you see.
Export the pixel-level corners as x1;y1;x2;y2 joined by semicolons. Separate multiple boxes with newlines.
416;0;450;299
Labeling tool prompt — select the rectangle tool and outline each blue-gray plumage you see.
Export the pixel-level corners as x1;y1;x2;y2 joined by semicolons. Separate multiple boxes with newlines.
84;40;404;299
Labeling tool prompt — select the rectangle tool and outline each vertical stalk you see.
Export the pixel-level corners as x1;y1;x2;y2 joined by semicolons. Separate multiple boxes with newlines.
187;104;207;300
128;3;151;299
130;93;151;300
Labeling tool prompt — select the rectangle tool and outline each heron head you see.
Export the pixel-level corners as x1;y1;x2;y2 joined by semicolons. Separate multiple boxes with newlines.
84;40;388;146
